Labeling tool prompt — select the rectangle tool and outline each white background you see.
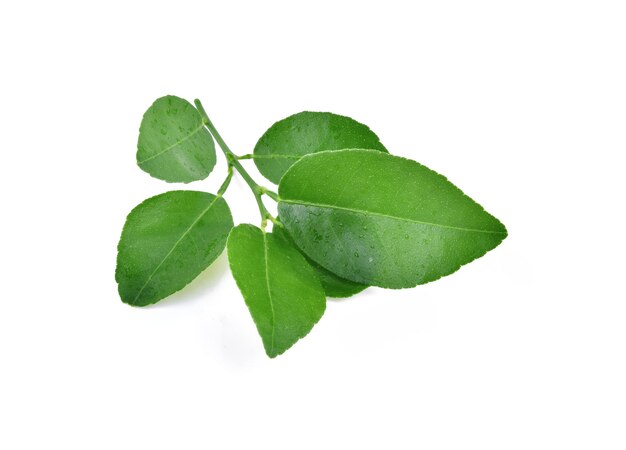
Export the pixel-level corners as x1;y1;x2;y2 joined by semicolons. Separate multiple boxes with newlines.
1;1;625;448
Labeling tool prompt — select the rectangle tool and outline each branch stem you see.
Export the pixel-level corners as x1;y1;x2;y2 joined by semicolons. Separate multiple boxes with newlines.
217;164;234;196
195;99;277;227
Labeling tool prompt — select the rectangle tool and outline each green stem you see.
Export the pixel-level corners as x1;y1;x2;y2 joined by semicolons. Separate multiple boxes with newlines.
195;99;276;227
217;165;233;196
262;188;279;201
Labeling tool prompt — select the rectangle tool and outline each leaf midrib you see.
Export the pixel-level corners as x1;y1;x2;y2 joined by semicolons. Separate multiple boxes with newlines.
279;199;506;235
137;124;205;165
132;195;220;304
262;233;276;355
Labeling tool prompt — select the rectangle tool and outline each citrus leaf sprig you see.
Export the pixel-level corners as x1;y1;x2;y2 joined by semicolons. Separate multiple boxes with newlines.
116;95;507;357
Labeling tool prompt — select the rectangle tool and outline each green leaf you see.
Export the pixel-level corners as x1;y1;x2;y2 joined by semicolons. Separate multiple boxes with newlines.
253;111;387;184
137;96;216;183
278;149;507;289
227;224;326;357
272;224;367;298
116;190;233;306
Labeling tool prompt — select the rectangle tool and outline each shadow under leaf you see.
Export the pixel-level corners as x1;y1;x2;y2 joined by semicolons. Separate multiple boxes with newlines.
146;252;230;309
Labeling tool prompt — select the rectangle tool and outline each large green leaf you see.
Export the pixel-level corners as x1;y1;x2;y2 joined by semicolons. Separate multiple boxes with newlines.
116;191;233;306
137;96;216;183
227;224;326;357
253;111;387;184
278;149;507;289
272;223;367;298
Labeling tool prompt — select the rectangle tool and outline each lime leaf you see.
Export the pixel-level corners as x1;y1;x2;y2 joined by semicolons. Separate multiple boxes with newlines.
227;224;326;357
253;111;387;184
278;149;507;288
273;223;366;298
116;191;233;306
137;96;216;183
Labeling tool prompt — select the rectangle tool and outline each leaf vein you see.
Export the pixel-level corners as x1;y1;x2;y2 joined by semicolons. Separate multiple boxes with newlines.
262;233;276;355
280;200;507;235
138;124;205;165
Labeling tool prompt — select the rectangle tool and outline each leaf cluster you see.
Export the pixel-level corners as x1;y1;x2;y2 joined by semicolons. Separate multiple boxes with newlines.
116;95;507;357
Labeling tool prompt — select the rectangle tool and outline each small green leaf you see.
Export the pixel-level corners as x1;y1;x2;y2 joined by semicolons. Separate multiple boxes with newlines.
278;149;507;289
273;224;366;298
253;111;387;184
137;96;216;183
116;191;233;306
227;224;326;357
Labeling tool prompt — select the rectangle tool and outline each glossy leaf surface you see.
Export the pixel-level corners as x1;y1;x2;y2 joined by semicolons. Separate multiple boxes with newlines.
278;150;507;288
116;191;233;306
137;96;216;183
253;111;387;184
227;224;326;357
272;224;367;298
